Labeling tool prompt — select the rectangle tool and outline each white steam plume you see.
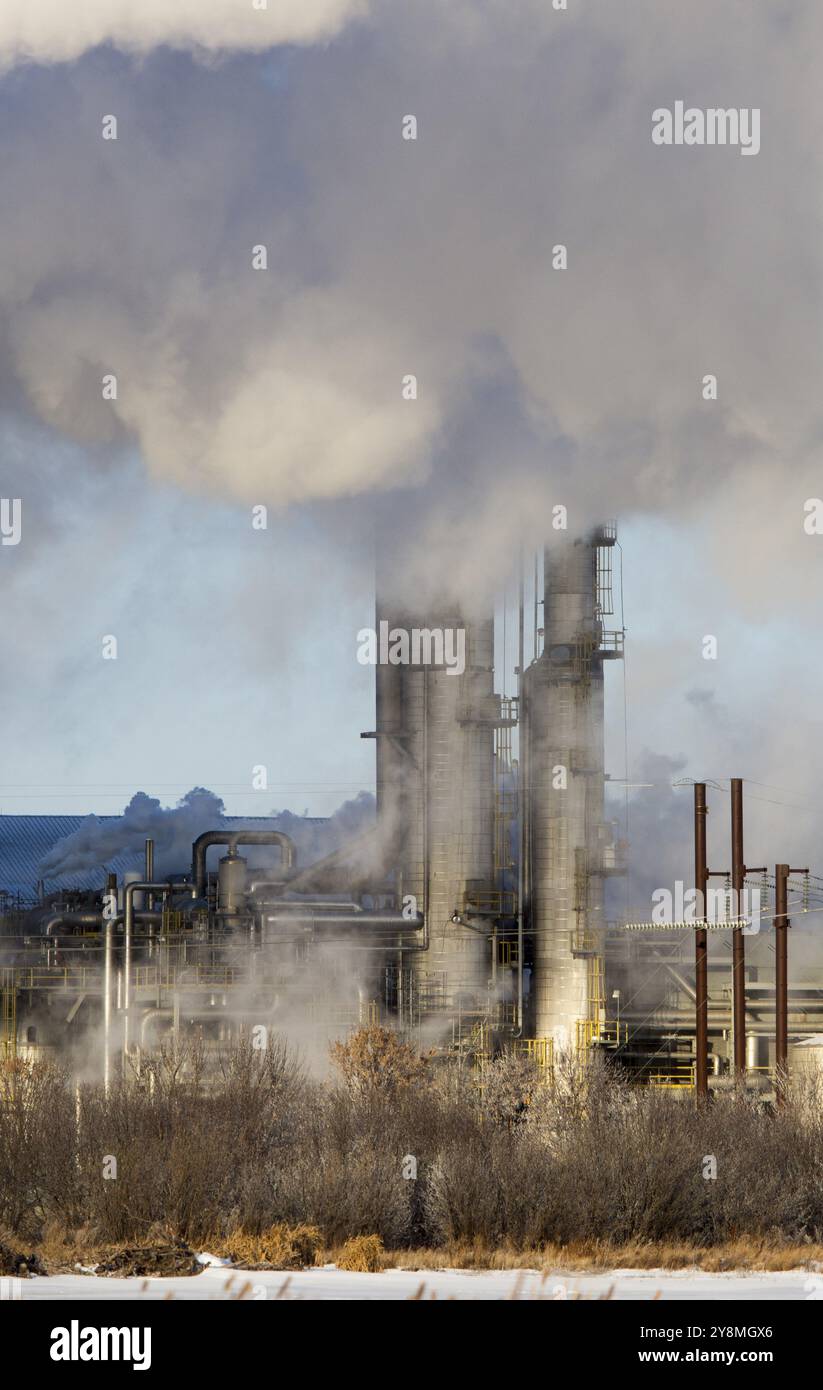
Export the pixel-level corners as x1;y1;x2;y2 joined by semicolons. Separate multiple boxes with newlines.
0;0;368;69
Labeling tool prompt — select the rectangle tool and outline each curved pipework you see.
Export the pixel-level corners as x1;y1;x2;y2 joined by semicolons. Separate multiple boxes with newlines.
192;830;296;898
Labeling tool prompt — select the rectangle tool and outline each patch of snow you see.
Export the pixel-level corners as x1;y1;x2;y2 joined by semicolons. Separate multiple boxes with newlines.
14;1266;822;1302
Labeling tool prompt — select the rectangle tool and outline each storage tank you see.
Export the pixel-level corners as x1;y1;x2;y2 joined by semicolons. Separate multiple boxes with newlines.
218;852;248;915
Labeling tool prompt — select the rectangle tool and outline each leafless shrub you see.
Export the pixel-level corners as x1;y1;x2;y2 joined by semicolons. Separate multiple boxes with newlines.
7;1039;823;1259
330;1025;429;1096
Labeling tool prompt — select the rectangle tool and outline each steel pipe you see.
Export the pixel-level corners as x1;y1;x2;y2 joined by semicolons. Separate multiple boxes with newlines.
264;910;423;931
192;830;296;898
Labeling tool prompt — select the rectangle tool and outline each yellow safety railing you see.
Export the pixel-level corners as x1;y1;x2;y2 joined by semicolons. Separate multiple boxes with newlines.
10;966;98;991
516;1037;554;1071
576;1017;627;1052
647;1067;696;1089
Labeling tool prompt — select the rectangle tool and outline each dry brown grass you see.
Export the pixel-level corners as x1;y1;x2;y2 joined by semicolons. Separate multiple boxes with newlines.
29;1220;823;1278
378;1237;823;1274
215;1223;323;1270
335;1234;386;1272
34;1220;91;1274
35;1222;321;1276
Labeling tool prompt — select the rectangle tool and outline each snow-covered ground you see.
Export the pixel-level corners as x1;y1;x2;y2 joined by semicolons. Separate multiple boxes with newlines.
15;1265;823;1301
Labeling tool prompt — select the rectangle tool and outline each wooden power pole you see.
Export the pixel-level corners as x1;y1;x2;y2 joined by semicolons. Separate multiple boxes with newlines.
730;778;746;1077
694;783;708;1099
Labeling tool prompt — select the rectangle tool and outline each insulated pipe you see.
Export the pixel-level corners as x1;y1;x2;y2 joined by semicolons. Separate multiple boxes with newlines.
43;907;161;935
253;900;364;911
43;911;104;936
264;911;423;931
192;830;296;898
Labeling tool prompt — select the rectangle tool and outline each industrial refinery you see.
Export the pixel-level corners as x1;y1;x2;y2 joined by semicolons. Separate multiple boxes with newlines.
3;522;815;1095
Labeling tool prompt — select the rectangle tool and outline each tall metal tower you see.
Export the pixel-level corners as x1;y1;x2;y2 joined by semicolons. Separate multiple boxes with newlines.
521;527;624;1047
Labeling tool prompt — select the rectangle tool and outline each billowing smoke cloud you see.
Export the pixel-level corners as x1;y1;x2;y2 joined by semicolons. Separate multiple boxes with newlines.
5;1;823;884
4;0;823;612
37;787;228;880
36;786;376;883
0;0;368;69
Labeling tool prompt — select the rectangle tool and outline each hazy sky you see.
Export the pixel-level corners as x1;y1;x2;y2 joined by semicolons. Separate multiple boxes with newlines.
2;2;823;892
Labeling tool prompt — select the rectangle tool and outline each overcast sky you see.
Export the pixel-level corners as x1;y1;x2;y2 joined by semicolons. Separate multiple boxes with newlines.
2;1;823;896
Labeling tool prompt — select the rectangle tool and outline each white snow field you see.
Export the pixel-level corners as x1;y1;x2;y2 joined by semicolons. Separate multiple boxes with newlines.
15;1266;823;1301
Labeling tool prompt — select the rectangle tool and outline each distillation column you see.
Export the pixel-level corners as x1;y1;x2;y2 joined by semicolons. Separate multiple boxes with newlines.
375;599;498;1022
522;530;616;1048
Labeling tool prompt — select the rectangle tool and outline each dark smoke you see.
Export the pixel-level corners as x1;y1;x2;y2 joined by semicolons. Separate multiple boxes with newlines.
37;787;377;883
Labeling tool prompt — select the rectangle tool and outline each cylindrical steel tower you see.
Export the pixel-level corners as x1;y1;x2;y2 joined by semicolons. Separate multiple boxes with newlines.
522;533;610;1048
375;600;497;1022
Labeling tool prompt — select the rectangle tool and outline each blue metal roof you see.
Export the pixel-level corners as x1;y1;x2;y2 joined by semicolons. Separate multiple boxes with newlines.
0;814;330;900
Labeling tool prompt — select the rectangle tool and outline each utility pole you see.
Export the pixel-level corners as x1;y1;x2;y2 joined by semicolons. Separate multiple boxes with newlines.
730;778;746;1077
694;783;709;1099
516;551;525;1033
774;863;789;1106
773;863;808;1105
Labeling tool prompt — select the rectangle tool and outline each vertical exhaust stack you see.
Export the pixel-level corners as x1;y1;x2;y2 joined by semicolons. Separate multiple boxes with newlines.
522;527;622;1049
374;588;498;1025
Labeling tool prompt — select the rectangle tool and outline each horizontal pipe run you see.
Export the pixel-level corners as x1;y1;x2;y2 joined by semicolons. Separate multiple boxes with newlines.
263;911;423;931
